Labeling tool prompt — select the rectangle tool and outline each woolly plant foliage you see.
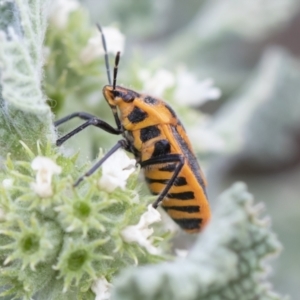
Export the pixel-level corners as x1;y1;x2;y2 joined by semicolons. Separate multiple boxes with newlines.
0;0;55;159
112;183;283;300
0;142;164;300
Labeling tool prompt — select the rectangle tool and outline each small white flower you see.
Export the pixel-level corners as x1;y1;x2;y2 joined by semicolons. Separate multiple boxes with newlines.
138;68;175;97
98;150;136;193
91;277;112;300
121;204;161;255
80;27;125;64
31;157;62;198
49;0;79;28
2;178;14;189
174;68;221;106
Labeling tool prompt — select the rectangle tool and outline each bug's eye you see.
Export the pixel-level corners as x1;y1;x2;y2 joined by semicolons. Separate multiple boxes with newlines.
123;93;135;103
113;90;121;98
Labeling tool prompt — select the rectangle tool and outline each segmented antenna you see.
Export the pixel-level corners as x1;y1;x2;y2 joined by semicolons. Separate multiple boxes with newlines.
96;23;112;85
113;52;120;91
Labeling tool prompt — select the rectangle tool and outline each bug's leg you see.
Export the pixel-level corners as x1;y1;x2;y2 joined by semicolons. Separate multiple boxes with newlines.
55;112;122;146
54;112;99;127
74;139;129;187
140;154;184;208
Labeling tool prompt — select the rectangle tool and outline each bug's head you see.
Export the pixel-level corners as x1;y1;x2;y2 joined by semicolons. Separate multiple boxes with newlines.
103;85;140;107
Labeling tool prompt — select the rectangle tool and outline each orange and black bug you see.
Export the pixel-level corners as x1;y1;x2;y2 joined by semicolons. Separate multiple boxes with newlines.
55;24;210;233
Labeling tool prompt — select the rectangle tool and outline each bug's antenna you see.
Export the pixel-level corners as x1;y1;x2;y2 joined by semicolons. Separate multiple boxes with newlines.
96;23;112;86
113;51;120;91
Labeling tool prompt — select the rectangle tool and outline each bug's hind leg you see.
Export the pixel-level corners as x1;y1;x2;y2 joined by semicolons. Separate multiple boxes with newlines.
140;154;184;208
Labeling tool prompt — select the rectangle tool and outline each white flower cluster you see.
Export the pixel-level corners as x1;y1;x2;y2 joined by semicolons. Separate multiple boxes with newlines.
138;66;224;153
93;150;160;297
174;69;221;106
138;69;175;97
97;151;161;256
49;0;79;28
121;204;161;256
80;27;125;64
138;67;221;106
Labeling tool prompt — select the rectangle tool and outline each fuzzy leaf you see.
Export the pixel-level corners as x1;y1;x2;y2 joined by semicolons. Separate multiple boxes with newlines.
0;0;55;158
112;183;283;300
163;0;300;95
193;0;300;40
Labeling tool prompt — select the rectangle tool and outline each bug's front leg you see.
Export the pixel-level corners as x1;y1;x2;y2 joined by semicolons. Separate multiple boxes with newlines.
55;112;122;146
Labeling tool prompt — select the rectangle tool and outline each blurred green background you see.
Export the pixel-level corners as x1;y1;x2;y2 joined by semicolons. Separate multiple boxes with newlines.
54;0;300;298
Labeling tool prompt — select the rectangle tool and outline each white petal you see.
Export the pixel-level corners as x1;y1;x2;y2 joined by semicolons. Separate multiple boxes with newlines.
31;157;62;174
31;182;53;198
138;205;161;228
98;150;136;192
98;174;126;193
121;226;160;255
140;69;175;97
102;150;135;174
31;157;61;198
49;0;79;28
174;68;221;106
121;205;161;255
91;277;112;300
80;27;125;64
103;27;125;55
